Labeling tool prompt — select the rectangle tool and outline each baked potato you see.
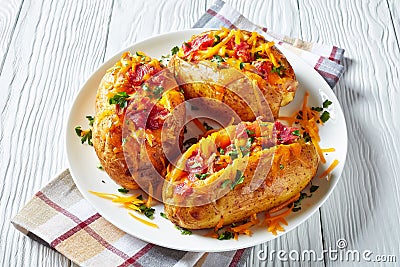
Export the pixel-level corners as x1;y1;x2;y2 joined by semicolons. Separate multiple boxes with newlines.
92;51;185;190
163;120;319;229
170;28;298;121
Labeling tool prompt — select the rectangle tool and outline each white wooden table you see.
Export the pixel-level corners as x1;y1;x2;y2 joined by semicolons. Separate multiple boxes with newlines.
1;0;399;266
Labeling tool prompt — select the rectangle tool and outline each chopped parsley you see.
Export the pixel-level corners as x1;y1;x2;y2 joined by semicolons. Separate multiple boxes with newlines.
175;225;192;235
153;85;164;98
218;147;225;155
228;149;239;161
171;46;179;55
292;129;301;137
97;163;103;170
86;115;95;126
254;51;262;59
75;126;93;146
239;137;254;156
323;99;333;108
311;106;323;112
160;212;168;219
217;231;234;240
118;188;129;194
279;164;284;170
245;129;255;136
136;51;146;60
303;132;311;142
195;173;210;180
239;62;245;70
213;35;221;45
109;92;129;108
271;65;285;77
231;170;245;190
310;184;319;193
211;55;225;63
203;122;214;131
139;205;155;219
320;111;330;123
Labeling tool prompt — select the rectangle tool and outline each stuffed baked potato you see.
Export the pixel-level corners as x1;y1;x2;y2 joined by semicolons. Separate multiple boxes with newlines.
163;120;319;229
170;28;298;121
92;51;185;190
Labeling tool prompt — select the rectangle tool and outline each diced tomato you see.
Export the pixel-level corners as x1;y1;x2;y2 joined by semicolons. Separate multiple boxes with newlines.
183;34;215;57
146;104;169;130
274;121;299;145
253;61;273;79
127;63;160;86
234;42;251;62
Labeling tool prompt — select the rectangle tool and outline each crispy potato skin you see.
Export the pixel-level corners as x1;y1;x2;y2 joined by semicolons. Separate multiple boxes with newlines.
163;142;319;229
92;72;136;189
92;62;185;190
171;29;298;121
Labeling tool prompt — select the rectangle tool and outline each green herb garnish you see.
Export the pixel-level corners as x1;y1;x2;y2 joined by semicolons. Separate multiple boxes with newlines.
221;179;231;189
195;173;210;180
218;147;225;155
310;184;319;193
231;170;245;190
86;115;95;126
109;92;129;108
239;62;245;70
160;212;168;219
323;99;332;108
171;46;179;55
228;149;239;160
118;188;129;194
175;225;192;235
320;111;330;123
97;163;103;170
212;55;225;63
217;231;234;240
75;126;93;146
311;106;323;112
279;164;284;170
214;35;221;45
203;122;214;131
271;65;285;77
292;129;301;137
139;205;155;219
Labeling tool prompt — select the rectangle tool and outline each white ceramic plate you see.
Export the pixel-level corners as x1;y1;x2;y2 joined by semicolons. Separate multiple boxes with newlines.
66;29;347;252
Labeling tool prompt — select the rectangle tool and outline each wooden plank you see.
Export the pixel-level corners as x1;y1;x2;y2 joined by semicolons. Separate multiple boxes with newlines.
106;0;207;58
0;0;24;72
298;0;400;266
0;0;113;266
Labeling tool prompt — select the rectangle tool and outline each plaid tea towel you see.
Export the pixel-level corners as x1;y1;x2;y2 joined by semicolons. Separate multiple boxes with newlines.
12;1;345;266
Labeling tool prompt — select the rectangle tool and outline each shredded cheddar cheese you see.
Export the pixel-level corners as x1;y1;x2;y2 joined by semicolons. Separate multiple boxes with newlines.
319;159;339;179
129;212;158;228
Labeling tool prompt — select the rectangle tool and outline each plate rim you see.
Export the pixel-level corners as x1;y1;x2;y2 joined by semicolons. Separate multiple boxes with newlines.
65;28;348;252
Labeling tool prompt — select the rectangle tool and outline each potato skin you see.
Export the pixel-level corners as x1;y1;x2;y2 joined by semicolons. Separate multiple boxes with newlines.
171;29;298;121
92;53;185;190
163;142;319;229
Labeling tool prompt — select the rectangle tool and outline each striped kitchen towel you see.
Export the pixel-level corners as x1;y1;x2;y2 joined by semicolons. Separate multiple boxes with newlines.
12;170;250;267
194;0;345;88
12;1;345;266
